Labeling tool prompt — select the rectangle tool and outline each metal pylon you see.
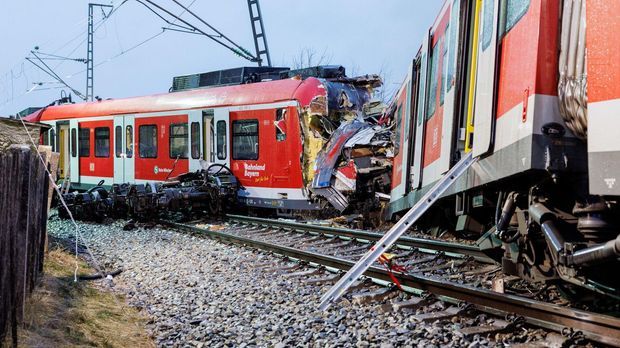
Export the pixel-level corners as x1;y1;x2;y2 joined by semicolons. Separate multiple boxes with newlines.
246;0;271;67
86;3;113;102
319;153;478;310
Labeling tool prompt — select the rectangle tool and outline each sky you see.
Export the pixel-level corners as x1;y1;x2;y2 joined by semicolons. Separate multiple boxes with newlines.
0;1;443;116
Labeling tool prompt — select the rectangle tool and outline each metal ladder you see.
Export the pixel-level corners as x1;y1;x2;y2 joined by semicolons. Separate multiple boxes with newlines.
319;153;477;310
246;0;271;67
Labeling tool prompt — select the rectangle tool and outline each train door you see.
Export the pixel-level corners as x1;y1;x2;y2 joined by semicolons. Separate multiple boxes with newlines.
411;31;431;190
113;115;135;184
471;0;502;157
273;107;292;190
188;110;202;172
69;119;80;183
213;108;230;168
390;68;413;200
202;110;214;163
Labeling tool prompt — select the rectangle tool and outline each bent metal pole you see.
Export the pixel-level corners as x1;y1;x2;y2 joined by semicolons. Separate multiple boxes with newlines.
319;153;477;310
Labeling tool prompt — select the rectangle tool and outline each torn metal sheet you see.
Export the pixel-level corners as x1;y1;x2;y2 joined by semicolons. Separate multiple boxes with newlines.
311;121;367;189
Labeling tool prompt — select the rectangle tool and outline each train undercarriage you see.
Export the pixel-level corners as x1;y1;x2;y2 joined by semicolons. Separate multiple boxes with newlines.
412;170;620;301
58;164;239;222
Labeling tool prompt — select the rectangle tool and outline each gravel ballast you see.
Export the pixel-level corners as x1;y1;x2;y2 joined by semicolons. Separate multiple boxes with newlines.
47;215;553;347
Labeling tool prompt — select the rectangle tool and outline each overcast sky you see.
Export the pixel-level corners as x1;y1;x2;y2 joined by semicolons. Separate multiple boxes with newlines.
0;1;443;116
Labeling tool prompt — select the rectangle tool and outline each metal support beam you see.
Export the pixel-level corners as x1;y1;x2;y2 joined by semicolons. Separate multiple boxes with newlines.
86;3;113;102
319;153;478;310
247;0;271;67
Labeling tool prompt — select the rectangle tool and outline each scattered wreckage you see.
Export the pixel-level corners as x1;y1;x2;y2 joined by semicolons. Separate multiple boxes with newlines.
58;164;239;222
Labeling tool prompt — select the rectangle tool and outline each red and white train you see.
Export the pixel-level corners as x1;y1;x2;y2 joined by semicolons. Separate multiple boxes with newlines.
26;0;620;296
387;0;620;296
25;74;378;213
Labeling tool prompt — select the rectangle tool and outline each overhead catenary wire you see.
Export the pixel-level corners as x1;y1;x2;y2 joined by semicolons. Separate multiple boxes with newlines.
66;0;201;78
26;51;86;100
67;30;166;78
0;0;125;88
0;0;127;110
139;0;258;62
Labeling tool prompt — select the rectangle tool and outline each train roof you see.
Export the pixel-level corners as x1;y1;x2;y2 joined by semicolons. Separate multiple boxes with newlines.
25;77;323;122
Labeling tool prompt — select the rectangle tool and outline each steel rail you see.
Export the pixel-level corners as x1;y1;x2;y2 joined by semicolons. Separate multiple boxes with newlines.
162;220;620;347
226;214;493;263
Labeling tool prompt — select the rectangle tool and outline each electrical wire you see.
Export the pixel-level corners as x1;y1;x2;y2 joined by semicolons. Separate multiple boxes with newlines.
67;30;166;78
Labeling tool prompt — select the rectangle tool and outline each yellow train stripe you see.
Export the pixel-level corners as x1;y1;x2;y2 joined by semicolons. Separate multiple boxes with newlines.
465;0;483;152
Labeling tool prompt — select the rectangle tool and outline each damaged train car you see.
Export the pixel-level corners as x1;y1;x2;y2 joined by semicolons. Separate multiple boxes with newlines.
26;66;394;219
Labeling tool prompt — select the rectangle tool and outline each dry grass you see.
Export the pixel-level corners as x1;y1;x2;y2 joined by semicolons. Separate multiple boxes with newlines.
16;248;154;348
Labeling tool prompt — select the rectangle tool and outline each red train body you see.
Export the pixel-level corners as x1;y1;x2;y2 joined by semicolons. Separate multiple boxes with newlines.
387;0;620;297
26;76;382;213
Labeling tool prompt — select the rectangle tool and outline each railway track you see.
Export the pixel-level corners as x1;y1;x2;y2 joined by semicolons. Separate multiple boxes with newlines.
158;216;620;347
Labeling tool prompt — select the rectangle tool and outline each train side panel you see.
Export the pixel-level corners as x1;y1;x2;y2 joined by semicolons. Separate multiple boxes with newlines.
134;114;190;182
77;119;114;185
587;0;620;195
388;0;583;217
421;5;452;187
231;105;312;210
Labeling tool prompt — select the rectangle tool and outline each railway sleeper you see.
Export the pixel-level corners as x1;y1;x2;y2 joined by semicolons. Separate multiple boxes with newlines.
385;296;435;313
412;305;462;322
457;317;522;338
283;268;323;278
303;273;342;285
351;286;398;305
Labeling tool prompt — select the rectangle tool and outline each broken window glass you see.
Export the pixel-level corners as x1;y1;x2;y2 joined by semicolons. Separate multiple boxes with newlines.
275;108;287;142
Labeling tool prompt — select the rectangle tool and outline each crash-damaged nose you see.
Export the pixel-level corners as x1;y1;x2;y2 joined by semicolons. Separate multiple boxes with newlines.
310;119;393;212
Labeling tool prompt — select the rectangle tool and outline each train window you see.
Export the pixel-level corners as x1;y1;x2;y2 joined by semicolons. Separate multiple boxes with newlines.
482;0;495;51
232;119;258;160
210;123;215;162
71;128;77;157
169;123;189;159
42;130;49;146
79;128;90;157
504;0;529;35
417;53;427;126
139;125;157;158
216;121;227;160
394;106;403;155
447;0;460;91
426;41;440;119
275;108;286;142
115;126;122;158
440;34;448;106
126;126;133;158
50;129;56;152
191;122;200;159
95;127;110;158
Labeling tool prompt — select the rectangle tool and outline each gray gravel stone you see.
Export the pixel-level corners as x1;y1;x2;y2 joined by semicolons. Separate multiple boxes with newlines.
47;215;545;347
